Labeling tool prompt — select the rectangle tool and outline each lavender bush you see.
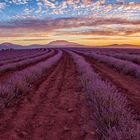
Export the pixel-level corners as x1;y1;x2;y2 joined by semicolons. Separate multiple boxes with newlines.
0;49;49;66
98;52;140;65
0;49;55;73
0;49;44;61
68;51;140;140
74;50;140;79
0;50;62;109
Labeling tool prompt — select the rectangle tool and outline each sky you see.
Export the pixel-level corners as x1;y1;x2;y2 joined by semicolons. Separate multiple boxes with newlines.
0;0;140;46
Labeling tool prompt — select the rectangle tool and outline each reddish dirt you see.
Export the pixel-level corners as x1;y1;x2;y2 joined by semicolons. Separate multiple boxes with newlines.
0;49;57;83
81;53;140;118
0;52;95;140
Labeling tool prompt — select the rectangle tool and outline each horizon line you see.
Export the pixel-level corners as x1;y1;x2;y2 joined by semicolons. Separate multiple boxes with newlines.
0;40;140;48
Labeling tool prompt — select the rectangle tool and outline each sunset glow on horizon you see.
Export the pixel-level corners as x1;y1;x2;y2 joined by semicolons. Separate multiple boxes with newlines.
0;0;140;47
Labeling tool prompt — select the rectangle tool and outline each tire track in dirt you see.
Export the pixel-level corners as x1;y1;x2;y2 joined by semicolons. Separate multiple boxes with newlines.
0;51;95;140
0;49;56;83
79;53;140;118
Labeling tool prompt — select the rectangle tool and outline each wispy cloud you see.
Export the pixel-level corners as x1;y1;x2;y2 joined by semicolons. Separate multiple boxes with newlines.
11;0;29;5
0;2;6;9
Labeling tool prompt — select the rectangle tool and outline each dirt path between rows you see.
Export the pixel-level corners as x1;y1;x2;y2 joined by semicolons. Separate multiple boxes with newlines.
80;53;140;119
0;52;95;140
0;49;56;83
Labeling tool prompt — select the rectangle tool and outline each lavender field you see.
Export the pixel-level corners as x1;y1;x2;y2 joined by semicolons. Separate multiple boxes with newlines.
0;47;139;140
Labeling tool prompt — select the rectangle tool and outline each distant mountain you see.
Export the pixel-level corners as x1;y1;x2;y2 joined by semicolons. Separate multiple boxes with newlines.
0;42;139;50
0;41;84;50
0;43;24;50
46;40;83;48
104;44;140;48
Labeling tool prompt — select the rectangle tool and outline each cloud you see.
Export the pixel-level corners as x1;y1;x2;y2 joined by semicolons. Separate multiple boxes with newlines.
0;17;140;29
0;2;6;9
43;0;56;8
11;0;29;5
1;0;139;22
36;0;44;13
24;8;33;14
0;16;140;38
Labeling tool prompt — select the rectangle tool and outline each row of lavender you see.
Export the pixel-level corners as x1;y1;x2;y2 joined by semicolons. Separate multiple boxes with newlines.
0;49;55;73
95;51;140;65
68;51;140;140
74;48;140;55
0;49;47;61
0;49;49;66
0;50;62;110
73;49;140;79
